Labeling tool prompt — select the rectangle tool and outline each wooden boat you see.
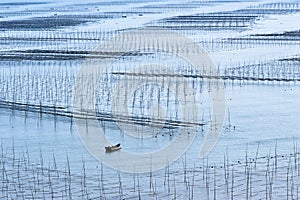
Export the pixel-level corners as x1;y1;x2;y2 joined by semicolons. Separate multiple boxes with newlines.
105;143;121;152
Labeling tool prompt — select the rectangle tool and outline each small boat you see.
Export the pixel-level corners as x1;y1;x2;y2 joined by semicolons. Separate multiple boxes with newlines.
105;143;121;152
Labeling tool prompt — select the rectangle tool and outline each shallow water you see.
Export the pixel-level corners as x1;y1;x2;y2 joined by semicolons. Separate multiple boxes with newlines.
1;0;300;199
